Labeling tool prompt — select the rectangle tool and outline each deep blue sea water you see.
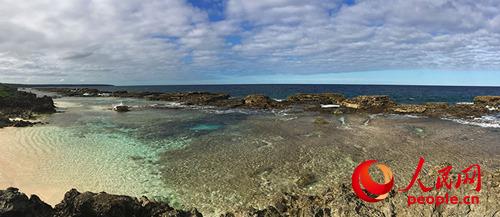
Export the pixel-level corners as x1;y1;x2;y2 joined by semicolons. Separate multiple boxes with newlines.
45;84;500;104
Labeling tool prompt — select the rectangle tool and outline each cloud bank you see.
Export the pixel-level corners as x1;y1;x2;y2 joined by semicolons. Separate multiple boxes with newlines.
1;0;500;84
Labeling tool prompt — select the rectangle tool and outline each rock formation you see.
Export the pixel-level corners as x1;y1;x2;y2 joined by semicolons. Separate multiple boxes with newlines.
243;94;281;109
0;188;202;217
474;96;500;106
392;104;427;114
287;93;345;105
0;89;56;117
0;84;55;127
37;87;500;119
0;187;53;217
4;172;494;217
341;95;396;113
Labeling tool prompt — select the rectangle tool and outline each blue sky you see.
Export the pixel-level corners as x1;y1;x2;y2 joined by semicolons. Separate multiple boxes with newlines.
1;0;500;86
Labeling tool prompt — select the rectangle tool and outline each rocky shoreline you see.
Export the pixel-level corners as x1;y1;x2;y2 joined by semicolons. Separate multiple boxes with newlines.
2;168;500;217
0;84;55;128
40;87;499;119
0;187;202;217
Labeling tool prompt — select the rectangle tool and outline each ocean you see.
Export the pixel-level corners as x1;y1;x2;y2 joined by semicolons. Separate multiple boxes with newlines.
56;84;500;104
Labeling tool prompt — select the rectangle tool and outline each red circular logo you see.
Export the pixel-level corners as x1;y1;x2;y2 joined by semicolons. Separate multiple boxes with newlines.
352;160;394;202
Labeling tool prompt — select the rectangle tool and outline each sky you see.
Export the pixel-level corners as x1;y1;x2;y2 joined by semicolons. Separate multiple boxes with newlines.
1;0;500;86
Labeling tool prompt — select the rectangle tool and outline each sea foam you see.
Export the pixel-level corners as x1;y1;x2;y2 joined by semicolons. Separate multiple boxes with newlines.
444;114;500;128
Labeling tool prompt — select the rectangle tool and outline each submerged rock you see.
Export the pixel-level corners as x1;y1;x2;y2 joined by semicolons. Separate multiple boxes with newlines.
296;172;317;188
313;117;329;125
227;184;387;217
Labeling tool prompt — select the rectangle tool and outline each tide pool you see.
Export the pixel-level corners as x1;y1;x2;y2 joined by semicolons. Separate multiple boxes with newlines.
0;96;243;207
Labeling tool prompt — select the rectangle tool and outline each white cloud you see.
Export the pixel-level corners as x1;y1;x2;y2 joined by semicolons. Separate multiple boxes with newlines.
0;0;499;84
227;0;500;75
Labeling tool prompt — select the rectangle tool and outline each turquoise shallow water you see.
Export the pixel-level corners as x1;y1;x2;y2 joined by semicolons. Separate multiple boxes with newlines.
190;124;223;131
0;96;248;207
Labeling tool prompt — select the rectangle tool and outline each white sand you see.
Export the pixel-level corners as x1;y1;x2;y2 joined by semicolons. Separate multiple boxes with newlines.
0;127;66;205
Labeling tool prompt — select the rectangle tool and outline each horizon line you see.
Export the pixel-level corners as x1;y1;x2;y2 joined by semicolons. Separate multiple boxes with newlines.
8;83;500;88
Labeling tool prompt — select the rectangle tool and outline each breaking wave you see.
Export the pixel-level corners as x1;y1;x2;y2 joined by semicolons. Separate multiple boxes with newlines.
445;113;500;128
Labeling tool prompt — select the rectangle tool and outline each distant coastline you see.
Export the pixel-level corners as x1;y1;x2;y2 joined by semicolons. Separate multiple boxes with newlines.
13;84;115;87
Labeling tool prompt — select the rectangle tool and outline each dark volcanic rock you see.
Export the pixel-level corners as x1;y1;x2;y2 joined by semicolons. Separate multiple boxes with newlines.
0;187;53;217
0;116;12;128
54;189;202;217
111;91;131;97
0;85;56;117
0;116;39;128
11;120;37;127
3;173;500;217
73;88;100;96
113;105;130;112
41;88;102;97
1;188;202;217
287;93;346;105
31;96;56;113
54;189;142;217
113;91;160;98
